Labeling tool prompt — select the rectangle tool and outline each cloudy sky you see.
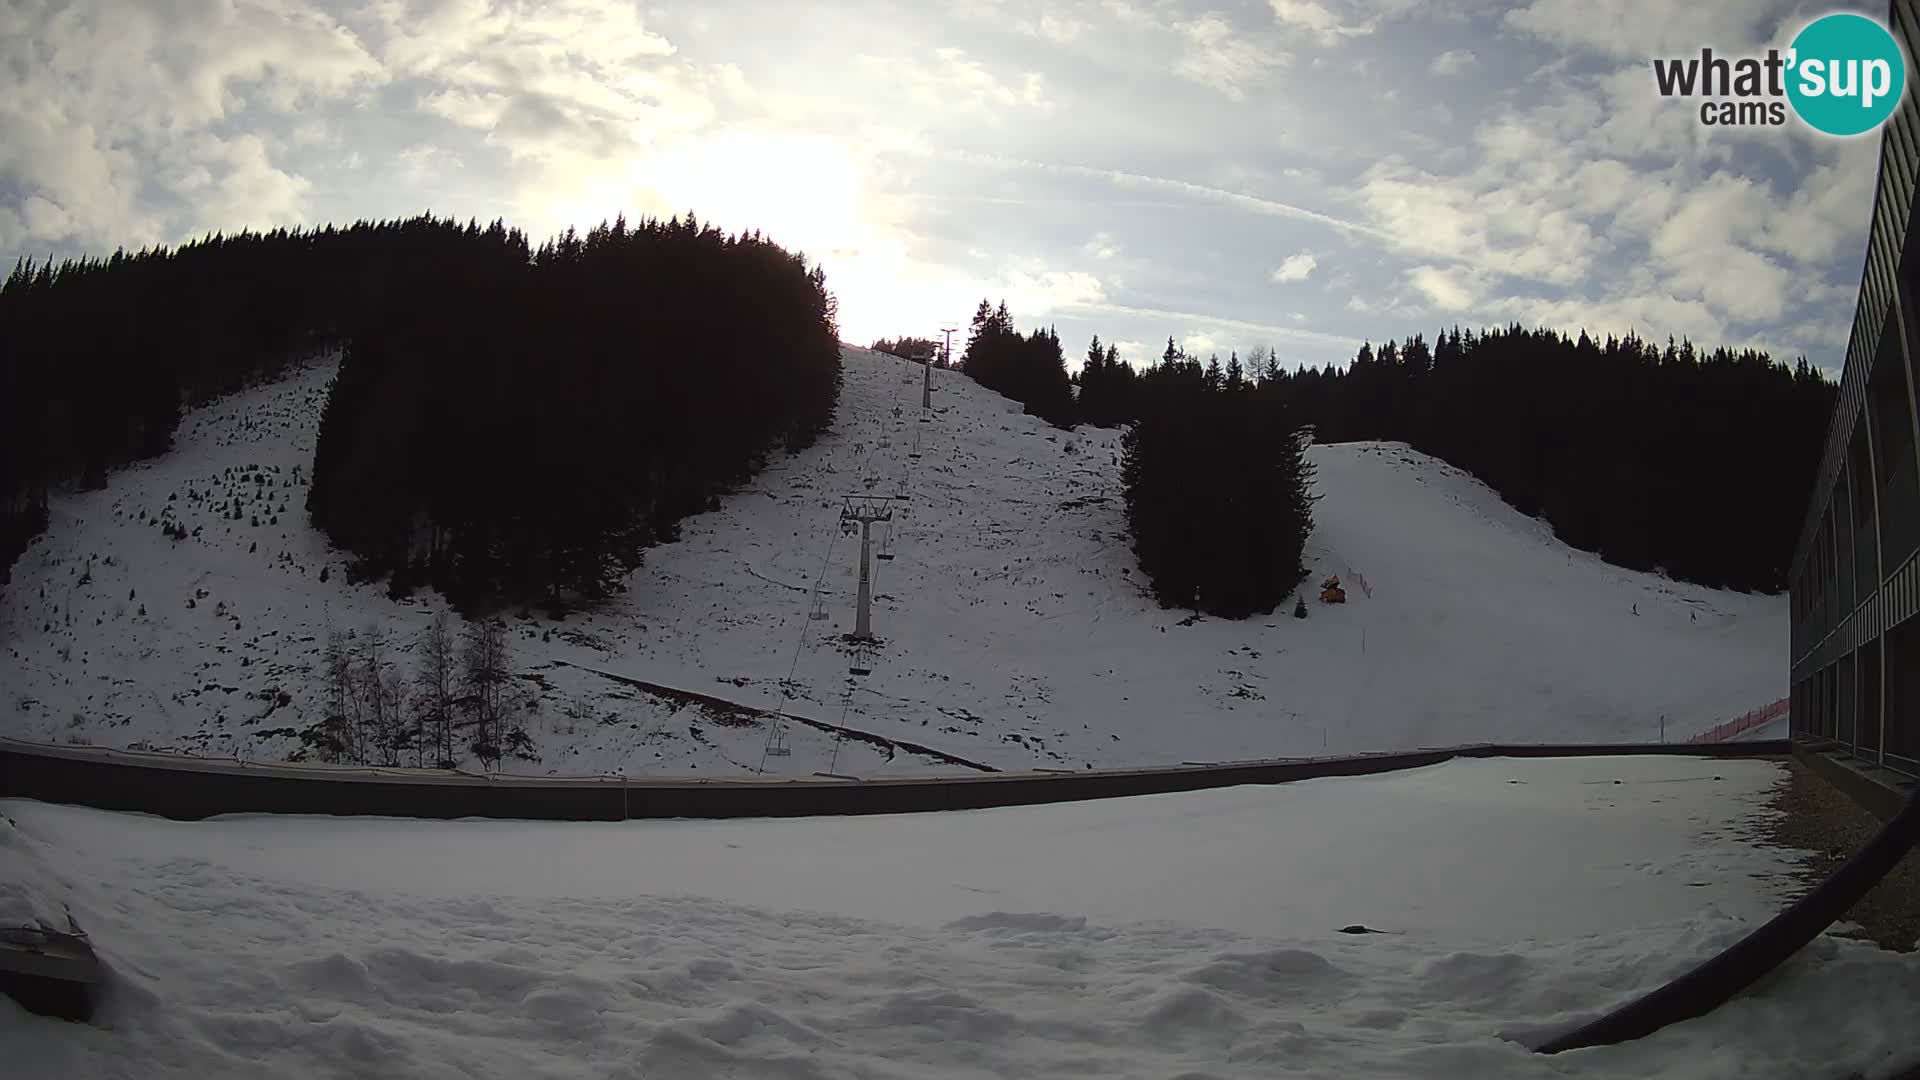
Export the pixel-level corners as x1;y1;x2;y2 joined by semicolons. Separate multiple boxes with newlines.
0;0;1888;372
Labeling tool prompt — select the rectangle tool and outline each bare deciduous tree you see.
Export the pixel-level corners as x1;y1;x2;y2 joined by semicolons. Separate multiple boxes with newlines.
321;626;357;763
415;611;457;768
461;618;509;769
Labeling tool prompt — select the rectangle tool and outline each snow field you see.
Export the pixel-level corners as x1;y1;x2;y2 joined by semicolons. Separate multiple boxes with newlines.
5;755;1918;1079
2;346;1786;776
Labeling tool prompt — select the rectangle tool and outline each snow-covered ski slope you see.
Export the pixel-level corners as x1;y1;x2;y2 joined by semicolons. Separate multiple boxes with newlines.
0;346;1784;776
7;756;1917;1078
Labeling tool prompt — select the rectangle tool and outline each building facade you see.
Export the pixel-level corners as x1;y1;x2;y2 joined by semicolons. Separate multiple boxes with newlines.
1788;0;1920;777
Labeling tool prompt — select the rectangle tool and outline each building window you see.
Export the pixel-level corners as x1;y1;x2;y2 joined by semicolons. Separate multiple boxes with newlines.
1871;311;1920;570
1886;616;1920;771
1860;642;1883;754
1840;649;1858;747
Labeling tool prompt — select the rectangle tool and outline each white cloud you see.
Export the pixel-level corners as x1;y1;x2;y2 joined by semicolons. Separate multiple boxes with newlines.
1183;331;1220;356
1268;0;1372;42
1112;339;1150;367
1345;292;1428;319
1502;0;1778;60
0;0;1868;373
936;150;1385;239
1758;139;1880;265
0;0;383;251
1647;174;1794;323
1173;13;1288;100
1343;49;1867;351
1001;262;1107;316
949;0;1089;43
860;49;1051;119
1271;253;1319;282
1406;265;1490;311
1488;291;1731;348
397;145;465;185
1079;300;1363;349
1355;157;1602;287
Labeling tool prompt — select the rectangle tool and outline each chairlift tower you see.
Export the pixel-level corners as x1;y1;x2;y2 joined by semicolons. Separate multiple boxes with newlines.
933;327;957;411
840;494;895;642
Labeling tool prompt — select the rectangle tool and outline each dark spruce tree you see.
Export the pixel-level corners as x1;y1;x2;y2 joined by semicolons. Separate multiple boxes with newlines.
1121;343;1315;618
958;299;1077;428
871;336;941;362
306;212;843;614
1;215;539;587
1076;335;1138;427
0;208;841;610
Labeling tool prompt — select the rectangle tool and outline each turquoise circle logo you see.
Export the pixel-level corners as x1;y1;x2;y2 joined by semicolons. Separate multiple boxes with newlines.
1786;13;1907;136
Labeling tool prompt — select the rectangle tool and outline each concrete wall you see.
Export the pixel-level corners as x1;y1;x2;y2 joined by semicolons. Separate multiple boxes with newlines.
0;736;1788;822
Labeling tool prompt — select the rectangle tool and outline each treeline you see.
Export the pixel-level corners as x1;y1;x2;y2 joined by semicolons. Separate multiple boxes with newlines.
1268;326;1834;592
0;215;545;584
871;336;951;366
958;300;1076;428
1122;340;1316;616
0;212;843;611
956;304;1830;606
308;212;842;612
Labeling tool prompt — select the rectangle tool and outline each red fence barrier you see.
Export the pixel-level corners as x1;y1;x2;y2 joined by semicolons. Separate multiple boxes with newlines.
1688;697;1791;744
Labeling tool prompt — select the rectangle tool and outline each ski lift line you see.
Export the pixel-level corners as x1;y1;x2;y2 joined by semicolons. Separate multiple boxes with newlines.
755;514;846;774
760;360;915;774
827;681;857;775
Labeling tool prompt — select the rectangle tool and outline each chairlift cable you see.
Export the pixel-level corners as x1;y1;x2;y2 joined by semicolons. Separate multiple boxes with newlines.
756;514;844;774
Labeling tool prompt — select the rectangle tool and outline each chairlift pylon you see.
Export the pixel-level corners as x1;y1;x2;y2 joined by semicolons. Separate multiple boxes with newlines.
847;638;876;676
